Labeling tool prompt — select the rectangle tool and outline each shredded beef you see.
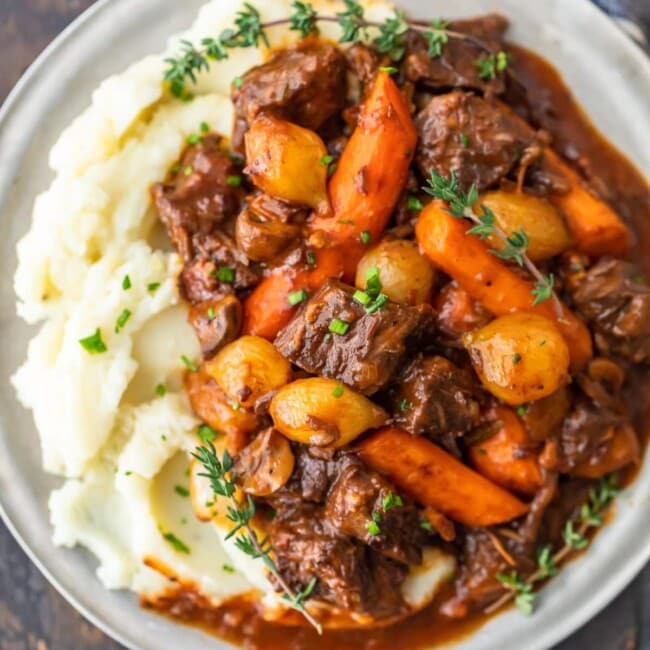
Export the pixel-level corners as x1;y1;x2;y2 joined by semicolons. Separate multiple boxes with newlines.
415;91;541;192
274;279;435;395
403;15;509;95
390;355;482;437
570;258;650;363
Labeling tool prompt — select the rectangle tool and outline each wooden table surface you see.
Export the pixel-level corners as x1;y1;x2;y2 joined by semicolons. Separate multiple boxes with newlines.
0;1;648;649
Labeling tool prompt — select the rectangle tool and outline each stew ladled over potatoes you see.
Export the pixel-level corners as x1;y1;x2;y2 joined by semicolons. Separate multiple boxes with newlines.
151;11;648;643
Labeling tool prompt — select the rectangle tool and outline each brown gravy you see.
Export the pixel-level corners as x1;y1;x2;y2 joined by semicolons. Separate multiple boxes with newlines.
146;43;650;649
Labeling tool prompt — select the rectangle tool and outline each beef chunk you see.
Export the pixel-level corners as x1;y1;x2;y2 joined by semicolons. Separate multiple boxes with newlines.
391;356;482;437
570;258;650;363
179;231;259;304
325;459;425;565
274;279;434;395
187;295;242;359
552;399;625;473
232;41;347;133
345;43;389;90
404;15;509;95
235;193;306;264
265;451;425;618
152;135;244;260
415;91;541;192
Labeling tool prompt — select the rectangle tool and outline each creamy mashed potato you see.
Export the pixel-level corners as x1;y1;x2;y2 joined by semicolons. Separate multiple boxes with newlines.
13;0;454;623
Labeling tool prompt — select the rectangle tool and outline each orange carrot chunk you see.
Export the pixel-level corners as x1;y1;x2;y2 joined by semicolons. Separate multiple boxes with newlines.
415;201;593;371
357;427;528;527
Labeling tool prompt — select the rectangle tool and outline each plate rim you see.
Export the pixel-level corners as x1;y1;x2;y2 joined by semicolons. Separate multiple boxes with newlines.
0;1;648;649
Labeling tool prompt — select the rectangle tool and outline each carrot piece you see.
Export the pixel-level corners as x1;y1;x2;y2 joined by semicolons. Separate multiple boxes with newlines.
310;71;417;245
415;202;593;371
543;148;632;258
571;425;639;479
357;427;528;527
242;246;348;340
468;407;542;497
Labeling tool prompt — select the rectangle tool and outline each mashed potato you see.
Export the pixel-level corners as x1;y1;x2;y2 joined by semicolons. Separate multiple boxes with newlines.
13;0;454;622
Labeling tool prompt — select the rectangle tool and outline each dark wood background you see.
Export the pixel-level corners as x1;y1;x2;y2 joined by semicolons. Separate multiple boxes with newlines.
0;1;648;649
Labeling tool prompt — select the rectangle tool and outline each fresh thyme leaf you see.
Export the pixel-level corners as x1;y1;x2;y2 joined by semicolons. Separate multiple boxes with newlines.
163;40;209;98
536;545;558;579
289;1;318;37
234;3;270;48
475;50;510;80
373;10;409;61
337;0;367;43
202;36;229;61
465;204;496;239
79;329;107;355
162;531;191;554
532;274;555;306
422;18;449;58
490;227;529;266
496;571;535;615
563;521;589;550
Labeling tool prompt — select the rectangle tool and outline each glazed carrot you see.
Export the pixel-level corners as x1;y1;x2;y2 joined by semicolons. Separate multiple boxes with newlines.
571;425;639;479
415;202;593;371
468;407;542;497
357;427;528;527
310;71;417;245
543;148;632;258
494;100;631;259
242;246;348;340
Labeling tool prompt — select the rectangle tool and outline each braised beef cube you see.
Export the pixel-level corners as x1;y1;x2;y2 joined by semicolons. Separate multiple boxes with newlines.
415;91;541;192
569;258;650;363
179;231;259;305
404;15;509;95
345;43;390;90
232;41;347;132
187;295;242;359
324;458;425;565
152;135;244;260
391;356;482;437
274;279;435;395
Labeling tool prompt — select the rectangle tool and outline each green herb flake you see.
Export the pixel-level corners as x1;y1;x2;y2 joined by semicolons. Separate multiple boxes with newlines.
200;121;210;133
181;355;198;372
155;383;167;397
222;564;235;573
512;352;522;365
365;267;382;298
332;385;345;398
122;275;132;290
207;307;216;320
320;154;334;167
79;329;107;355
459;133;471;147
174;485;190;498
382;492;403;511
184;165;194;176
187;133;201;145
217;266;236;283
198;424;218;443
288;289;309;306
407;196;423;211
360;230;372;244
516;405;527;417
233;76;244;89
329;318;350;335
162;531;191;555
306;250;317;267
353;290;371;306
227;175;242;187
115;308;132;334
147;282;161;292
420;518;433;532
367;520;381;536
379;66;398;74
398;399;411;412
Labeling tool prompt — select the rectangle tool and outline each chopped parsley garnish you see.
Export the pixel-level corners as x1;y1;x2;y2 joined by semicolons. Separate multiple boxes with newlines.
174;485;190;498
420;518;433;532
162;531;190;554
122;275;132;290
115;308;132;333
231;401;241;411
200;121;210;133
147;282;161;292
217;266;236;283
407;196;423;211
171;164;181;174
320;154;334;167
79;329;107;355
184;165;193;176
327;162;338;178
288;289;309;306
187;133;201;145
329;318;350;335
512;352;522;364
398;399;411;412
305;250;317;267
459;133;471;147
207;306;216;320
198;424;218;442
226;175;242;187
379;65;398;74
360;230;372;244
233;76;243;89
516;405;527;417
332;385;345;398
155;383;167;397
222;564;235;573
181;355;198;372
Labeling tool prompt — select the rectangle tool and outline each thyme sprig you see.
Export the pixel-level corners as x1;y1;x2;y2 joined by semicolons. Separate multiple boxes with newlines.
193;442;323;633
423;170;558;309
488;474;620;616
163;1;494;98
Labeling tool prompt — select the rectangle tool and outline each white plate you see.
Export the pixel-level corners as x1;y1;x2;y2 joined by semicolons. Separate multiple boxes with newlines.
0;1;649;649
